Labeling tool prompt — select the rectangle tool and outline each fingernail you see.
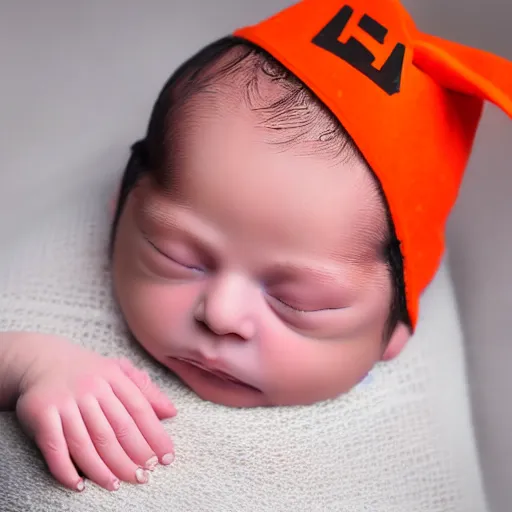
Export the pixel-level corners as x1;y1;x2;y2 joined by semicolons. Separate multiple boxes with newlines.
112;479;120;491
76;479;85;492
161;453;175;466
135;468;150;484
144;455;159;471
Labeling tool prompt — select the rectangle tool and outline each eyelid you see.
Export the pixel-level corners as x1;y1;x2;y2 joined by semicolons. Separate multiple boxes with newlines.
276;298;309;313
268;292;346;315
144;236;203;271
269;295;317;314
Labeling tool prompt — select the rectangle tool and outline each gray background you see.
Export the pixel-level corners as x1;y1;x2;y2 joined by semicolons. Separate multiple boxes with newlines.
0;1;510;510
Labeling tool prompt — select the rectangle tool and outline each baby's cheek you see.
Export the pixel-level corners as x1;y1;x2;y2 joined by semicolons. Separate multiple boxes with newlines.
117;278;192;347
263;335;378;404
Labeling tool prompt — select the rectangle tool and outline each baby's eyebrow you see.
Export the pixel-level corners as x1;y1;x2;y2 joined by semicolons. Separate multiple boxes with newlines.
266;262;349;287
140;202;216;244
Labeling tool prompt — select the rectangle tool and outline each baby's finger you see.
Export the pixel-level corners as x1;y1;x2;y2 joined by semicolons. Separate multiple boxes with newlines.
78;393;151;481
33;406;85;492
110;377;175;466
97;391;158;471
117;359;177;419
60;403;121;491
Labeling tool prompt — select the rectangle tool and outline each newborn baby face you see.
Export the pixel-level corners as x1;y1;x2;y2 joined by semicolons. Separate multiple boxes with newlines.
112;100;407;408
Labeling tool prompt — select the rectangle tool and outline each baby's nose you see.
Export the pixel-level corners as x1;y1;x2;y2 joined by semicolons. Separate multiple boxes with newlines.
194;274;256;340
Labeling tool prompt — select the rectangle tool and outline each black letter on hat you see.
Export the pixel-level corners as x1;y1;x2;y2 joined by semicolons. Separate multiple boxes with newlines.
312;5;405;95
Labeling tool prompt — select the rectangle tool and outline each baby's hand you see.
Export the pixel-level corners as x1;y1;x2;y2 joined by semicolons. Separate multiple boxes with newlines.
15;340;176;492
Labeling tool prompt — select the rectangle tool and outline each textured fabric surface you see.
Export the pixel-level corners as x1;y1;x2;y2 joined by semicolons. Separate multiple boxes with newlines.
0;176;487;511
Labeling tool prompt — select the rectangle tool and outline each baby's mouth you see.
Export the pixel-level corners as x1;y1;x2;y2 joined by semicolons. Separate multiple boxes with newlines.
170;357;261;392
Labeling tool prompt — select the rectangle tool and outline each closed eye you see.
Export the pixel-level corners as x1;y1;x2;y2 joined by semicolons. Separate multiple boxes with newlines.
269;295;322;314
144;237;204;272
267;293;346;315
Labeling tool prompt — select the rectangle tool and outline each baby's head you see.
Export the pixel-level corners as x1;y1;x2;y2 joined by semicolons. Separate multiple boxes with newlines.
115;0;512;408
110;38;411;407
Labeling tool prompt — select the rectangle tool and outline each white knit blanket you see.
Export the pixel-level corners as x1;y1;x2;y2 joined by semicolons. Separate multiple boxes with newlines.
0;171;488;511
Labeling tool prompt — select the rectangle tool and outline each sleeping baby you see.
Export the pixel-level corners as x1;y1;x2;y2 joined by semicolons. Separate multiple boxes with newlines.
0;0;510;495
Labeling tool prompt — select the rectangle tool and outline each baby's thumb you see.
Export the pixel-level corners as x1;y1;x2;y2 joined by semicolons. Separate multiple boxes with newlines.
117;359;177;419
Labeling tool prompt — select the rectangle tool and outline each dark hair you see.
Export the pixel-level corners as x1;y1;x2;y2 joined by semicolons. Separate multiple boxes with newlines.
110;36;411;340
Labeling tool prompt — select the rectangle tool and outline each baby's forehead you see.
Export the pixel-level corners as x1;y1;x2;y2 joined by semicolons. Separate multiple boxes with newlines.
143;45;389;259
143;121;387;266
168;44;350;157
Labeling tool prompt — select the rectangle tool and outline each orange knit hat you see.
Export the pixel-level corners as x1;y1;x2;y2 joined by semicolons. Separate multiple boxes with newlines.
234;0;512;328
